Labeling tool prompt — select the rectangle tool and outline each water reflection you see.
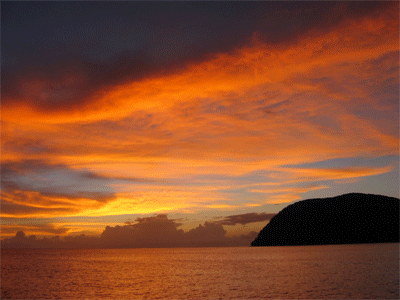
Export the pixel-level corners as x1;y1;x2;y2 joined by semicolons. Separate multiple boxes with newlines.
2;243;399;299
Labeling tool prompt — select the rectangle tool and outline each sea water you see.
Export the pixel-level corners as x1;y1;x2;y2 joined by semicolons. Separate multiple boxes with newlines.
1;243;399;299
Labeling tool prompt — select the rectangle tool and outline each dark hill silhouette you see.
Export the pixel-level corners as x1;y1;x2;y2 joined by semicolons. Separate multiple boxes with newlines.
251;193;400;246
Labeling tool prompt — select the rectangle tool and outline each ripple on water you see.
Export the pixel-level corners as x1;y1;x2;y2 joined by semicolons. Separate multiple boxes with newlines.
1;244;399;299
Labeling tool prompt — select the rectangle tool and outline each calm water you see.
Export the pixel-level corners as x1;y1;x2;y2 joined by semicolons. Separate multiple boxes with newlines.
1;243;399;299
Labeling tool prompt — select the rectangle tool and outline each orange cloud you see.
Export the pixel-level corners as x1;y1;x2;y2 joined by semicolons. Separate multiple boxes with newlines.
277;165;394;182
2;5;397;125
1;5;398;221
1;190;107;218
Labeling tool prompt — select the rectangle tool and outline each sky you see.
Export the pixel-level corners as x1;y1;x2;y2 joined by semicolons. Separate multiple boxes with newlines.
1;1;399;247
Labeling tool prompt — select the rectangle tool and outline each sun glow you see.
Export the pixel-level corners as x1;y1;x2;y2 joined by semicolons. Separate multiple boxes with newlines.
1;3;398;229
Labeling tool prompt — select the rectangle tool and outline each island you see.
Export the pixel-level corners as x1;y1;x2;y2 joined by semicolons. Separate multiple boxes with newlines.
251;193;400;246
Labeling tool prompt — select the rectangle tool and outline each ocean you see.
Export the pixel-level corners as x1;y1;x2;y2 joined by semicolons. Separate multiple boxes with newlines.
1;243;399;299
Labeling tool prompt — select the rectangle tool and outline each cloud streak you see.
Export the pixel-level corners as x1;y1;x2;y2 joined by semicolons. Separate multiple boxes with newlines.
1;2;398;229
3;2;392;115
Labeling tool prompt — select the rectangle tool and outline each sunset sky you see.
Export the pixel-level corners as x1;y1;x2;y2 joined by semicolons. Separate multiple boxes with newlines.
1;1;399;243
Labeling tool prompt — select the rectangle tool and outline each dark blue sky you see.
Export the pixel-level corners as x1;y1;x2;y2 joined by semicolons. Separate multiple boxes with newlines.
3;1;392;113
2;1;390;97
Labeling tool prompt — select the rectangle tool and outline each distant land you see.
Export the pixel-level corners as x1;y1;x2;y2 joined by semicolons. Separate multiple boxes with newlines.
251;193;400;246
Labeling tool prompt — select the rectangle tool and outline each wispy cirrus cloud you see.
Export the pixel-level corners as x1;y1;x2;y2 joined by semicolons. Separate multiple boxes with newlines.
1;2;398;230
3;2;392;116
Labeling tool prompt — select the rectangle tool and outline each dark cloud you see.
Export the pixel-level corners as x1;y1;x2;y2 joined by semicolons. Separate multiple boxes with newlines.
81;171;160;184
1;224;69;236
2;215;259;248
0;200;79;217
100;214;185;248
213;213;277;226
1;50;159;112
1;160;119;217
2;1;394;112
1;160;115;201
1;231;102;249
1;137;53;156
1;159;164;217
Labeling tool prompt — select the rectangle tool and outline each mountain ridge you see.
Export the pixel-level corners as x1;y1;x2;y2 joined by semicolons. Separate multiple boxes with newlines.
251;193;400;246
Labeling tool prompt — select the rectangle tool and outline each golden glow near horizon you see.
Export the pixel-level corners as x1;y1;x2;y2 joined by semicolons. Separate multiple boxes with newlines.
1;4;399;238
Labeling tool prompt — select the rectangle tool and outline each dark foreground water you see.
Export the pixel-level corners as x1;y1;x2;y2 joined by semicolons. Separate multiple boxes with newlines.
1;243;399;299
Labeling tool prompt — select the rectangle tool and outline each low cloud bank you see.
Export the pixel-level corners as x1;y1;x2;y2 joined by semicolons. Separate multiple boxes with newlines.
1;215;259;249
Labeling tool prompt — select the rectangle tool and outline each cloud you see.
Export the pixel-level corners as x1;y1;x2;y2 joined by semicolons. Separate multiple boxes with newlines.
213;213;277;226
81;170;161;184
1;2;398;222
1;160;117;217
2;50;162;113
0;224;70;236
278;166;395;182
1;230;102;249
1;160;114;199
2;214;258;248
2;2;397;124
100;214;185;248
185;221;227;245
0;199;80;218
